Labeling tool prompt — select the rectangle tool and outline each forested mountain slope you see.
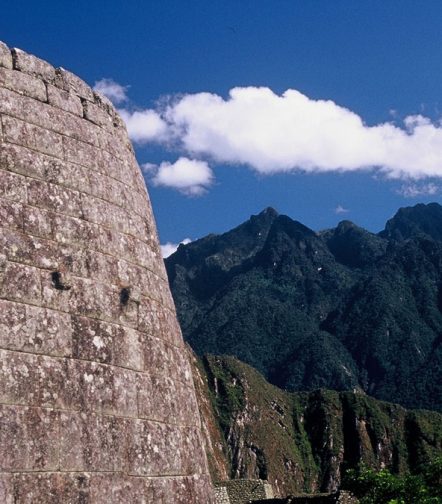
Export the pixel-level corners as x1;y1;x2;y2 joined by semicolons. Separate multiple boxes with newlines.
189;352;442;496
166;203;442;411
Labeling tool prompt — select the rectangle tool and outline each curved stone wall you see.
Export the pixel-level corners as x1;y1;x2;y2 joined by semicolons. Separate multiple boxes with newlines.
0;40;213;503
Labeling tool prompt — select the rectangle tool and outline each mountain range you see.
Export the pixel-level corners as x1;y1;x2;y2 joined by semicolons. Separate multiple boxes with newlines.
166;203;442;412
189;350;442;495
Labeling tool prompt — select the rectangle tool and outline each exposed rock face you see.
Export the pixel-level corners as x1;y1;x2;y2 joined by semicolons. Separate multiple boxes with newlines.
0;41;213;503
191;353;442;498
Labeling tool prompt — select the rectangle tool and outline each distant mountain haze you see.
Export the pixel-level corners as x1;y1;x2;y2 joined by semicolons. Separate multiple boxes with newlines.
166;203;442;412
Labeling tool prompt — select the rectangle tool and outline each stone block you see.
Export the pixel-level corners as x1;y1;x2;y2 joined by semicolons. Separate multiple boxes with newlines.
72;315;114;364
137;372;179;423
12;48;57;82
175;381;201;427
12;473;91;504
0;474;13;504
0;405;59;471
0;302;73;357
83;100;113;129
0;350;69;408
59;411;129;471
89;473;146;504
169;343;194;386
68;278;136;327
138;296;181;345
113;325;144;371
55;67;95;101
52;213;96;246
0;41;12;69
132;236;163;276
47;83;83;116
2;115;63;158
86;249;119;284
0;199;23;230
23;205;53;239
0;169;27;203
27;178;83;218
0;86;24;116
127;418;183;476
99;148;135;184
66;358;138;417
144;477;176;503
27;305;72;356
0;228;60;270
0;67;46;101
63;135;102;170
181;426;210;475
0;261;41;304
81;194;127;233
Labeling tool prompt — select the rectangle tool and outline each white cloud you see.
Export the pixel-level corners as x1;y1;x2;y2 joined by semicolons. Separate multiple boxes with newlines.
396;182;439;198
161;238;192;258
140;162;157;174
118;109;168;144
93;78;129;105
164;87;442;179
334;205;349;214
115;84;442;183
151;157;214;196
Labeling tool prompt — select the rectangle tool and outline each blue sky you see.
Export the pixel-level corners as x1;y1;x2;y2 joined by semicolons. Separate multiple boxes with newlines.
3;1;442;253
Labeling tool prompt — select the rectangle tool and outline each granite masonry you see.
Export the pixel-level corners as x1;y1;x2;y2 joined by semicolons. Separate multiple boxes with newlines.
0;41;214;503
214;480;274;504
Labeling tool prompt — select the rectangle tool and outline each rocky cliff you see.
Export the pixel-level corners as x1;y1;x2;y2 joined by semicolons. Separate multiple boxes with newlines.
190;352;442;498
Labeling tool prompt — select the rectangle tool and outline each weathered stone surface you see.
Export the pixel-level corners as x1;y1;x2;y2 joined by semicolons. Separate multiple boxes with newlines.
12;473;91;504
59;411;129;471
0;67;46;101
0;300;72;356
47;83;83;116
55;67;95;101
0;41;12;69
27;178;83;217
0;40;214;503
12;48;57;82
0;261;41;304
2;114;64;158
0;405;59;471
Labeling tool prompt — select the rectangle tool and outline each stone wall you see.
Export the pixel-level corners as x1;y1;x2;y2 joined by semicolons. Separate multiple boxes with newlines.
0;40;214;503
215;479;274;504
253;491;358;504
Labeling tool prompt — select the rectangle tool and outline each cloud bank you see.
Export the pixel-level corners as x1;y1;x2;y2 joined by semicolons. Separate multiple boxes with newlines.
116;85;442;193
396;182;439;198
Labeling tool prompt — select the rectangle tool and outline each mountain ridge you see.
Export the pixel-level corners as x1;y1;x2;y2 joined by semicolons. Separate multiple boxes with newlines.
166;203;442;412
189;350;442;497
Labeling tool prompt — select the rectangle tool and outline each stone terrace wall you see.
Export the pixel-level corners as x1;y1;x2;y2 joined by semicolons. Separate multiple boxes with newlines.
215;480;274;504
0;40;214;503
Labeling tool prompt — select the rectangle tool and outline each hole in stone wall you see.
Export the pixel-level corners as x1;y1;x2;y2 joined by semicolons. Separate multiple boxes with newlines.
120;287;131;306
51;271;71;291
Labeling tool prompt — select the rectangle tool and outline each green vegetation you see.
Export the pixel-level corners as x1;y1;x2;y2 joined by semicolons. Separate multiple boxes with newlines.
196;354;442;496
166;203;442;412
343;458;442;503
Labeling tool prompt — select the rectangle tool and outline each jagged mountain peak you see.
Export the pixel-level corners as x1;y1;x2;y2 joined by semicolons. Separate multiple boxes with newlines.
380;201;442;241
165;203;442;412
